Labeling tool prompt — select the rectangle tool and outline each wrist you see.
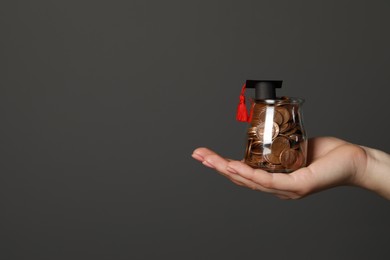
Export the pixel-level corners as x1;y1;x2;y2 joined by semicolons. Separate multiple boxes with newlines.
356;146;390;199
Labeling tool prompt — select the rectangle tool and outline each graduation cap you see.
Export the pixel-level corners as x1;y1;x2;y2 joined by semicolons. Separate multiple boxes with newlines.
236;80;283;122
246;80;283;99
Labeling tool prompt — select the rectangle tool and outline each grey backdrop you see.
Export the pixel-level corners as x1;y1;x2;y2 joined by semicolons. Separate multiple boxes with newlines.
1;0;390;259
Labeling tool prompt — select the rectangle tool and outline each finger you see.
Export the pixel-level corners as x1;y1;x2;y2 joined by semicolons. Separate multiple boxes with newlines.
230;179;246;187
193;147;218;158
192;153;204;162
192;147;219;162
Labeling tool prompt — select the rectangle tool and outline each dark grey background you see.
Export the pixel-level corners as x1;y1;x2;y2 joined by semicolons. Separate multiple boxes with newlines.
1;0;389;259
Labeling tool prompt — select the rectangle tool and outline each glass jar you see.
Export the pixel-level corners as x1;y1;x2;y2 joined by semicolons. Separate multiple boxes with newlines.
244;97;307;173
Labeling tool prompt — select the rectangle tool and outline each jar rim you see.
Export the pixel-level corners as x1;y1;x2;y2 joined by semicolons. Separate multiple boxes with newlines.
253;97;305;105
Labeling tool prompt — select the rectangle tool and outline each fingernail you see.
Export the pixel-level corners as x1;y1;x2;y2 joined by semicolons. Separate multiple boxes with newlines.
226;166;238;174
202;160;215;169
192;153;204;161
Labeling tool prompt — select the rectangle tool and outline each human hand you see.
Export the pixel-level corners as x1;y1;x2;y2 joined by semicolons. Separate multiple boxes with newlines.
192;137;368;199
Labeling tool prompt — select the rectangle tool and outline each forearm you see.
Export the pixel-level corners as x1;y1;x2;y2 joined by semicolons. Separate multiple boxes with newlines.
358;146;390;199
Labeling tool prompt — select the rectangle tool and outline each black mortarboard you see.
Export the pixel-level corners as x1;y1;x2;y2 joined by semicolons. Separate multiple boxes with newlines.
245;80;283;100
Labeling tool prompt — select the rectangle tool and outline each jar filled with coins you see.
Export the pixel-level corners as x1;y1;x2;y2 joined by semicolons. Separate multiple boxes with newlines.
237;80;307;173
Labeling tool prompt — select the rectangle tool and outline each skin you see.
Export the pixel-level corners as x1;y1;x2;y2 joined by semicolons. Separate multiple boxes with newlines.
192;137;390;200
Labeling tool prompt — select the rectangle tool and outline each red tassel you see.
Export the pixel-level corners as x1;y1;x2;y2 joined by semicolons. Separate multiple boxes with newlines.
236;83;249;122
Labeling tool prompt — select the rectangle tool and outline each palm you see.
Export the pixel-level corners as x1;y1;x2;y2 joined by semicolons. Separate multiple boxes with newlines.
192;137;367;199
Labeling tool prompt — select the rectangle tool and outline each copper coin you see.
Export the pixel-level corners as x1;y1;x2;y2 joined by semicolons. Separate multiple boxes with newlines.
251;154;265;163
246;159;258;168
264;152;281;165
251;141;263;155
273;110;283;126
251;148;263;155
253;103;266;110
263;162;285;172
290;150;305;170
255;106;283;125
253;105;266;112
246;154;265;168
247;127;257;138
250;117;262;126
280;149;298;168
276;106;291;124
282;124;297;136
279;122;291;133
272;123;280;139
255;123;265;138
256;122;280;141
248;126;257;133
257;109;267;123
251;140;263;146
248;133;257;139
245;139;252;160
250;141;263;156
271;136;291;157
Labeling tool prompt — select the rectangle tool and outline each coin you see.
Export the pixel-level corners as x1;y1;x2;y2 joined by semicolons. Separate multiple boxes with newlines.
251;149;263;155
246;160;258;168
251;154;265;163
280;149;299;168
279;122;291;133
263;162;285;172
291;151;305;170
257;109;267;123
271;136;290;157
247;127;257;138
282;124;297;136
245;139;252;160
273;110;283;125
248;126;257;133
251;140;263;146
251;142;263;155
264;152;281;165
251;117;262;127
276;106;291;124
246;154;265;167
256;122;280;141
254;106;283;125
250;144;263;155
